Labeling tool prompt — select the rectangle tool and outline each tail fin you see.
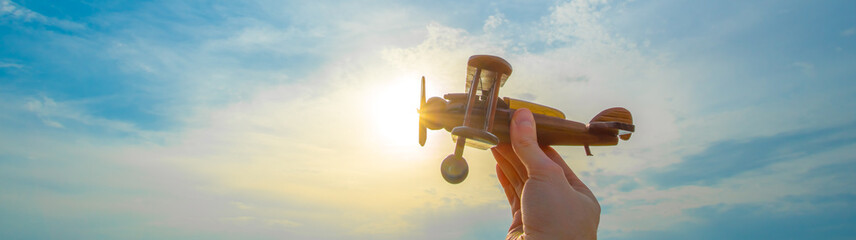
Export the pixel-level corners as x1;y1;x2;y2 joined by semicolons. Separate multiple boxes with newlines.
590;107;633;141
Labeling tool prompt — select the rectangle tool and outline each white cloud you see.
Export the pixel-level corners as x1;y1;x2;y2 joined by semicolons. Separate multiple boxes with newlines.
3;0;851;239
1;0;40;21
543;0;614;45
598;142;856;237
0;0;85;30
793;61;815;76
842;27;856;36
23;96;142;134
2;0;687;237
483;12;507;33
0;62;24;69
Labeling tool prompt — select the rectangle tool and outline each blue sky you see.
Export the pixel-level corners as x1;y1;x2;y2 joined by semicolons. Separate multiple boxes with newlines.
2;0;855;239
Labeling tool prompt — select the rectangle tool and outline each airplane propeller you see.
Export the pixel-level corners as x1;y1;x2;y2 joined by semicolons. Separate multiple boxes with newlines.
419;76;427;146
417;76;467;184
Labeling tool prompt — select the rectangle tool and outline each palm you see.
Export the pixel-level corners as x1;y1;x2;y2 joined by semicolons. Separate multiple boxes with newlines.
490;108;600;239
492;144;600;240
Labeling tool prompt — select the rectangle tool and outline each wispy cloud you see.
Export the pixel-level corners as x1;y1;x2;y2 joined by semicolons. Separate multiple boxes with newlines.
1;0;40;21
1;0;855;239
23;95;144;134
651;121;856;187
842;27;856;36
0;62;23;69
793;61;816;76
0;0;85;30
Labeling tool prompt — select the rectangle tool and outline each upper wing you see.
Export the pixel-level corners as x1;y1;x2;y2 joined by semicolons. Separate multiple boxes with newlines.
466;66;509;92
503;97;566;119
464;55;512;93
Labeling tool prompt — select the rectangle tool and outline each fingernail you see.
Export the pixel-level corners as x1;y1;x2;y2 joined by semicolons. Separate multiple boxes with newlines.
514;109;534;128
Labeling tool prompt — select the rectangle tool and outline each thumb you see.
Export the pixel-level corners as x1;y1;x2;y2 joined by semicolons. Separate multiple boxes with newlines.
510;108;557;175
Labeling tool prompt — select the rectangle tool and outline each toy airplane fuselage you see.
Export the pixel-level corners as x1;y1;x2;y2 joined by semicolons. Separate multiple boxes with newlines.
418;55;634;184
420;94;633;148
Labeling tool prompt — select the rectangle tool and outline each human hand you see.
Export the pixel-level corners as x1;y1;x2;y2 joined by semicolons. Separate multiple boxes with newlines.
491;108;600;240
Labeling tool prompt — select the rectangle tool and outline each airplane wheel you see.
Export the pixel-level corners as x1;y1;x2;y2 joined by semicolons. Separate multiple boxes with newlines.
441;154;468;184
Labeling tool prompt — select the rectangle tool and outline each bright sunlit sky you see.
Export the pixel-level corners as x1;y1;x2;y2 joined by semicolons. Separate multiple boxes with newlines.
2;0;856;239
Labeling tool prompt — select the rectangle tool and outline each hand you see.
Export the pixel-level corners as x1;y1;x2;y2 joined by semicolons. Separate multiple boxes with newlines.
491;108;601;240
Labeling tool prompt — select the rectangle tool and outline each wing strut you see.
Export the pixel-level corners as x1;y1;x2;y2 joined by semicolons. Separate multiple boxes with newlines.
441;55;511;184
440;68;482;184
484;73;502;131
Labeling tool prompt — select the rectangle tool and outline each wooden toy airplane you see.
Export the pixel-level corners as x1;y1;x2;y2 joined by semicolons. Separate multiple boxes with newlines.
418;55;635;184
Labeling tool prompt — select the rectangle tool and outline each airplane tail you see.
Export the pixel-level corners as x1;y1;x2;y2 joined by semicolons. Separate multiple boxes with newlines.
590;107;634;141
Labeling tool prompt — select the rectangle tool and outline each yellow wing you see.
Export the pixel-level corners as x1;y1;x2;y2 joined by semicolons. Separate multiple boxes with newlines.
503;97;565;119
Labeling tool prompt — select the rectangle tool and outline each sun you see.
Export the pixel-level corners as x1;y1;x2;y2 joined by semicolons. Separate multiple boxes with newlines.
369;79;420;147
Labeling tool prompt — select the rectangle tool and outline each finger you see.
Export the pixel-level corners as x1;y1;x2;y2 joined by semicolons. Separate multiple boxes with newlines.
492;147;524;196
494;144;528;183
506;211;523;240
496;164;523;237
509;108;560;177
541;146;595;197
496;165;520;215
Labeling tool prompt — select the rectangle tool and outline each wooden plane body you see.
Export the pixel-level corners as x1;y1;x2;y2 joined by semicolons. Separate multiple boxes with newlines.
421;93;630;149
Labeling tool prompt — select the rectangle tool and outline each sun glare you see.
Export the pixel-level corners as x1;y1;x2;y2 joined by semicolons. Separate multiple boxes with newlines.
369;79;419;147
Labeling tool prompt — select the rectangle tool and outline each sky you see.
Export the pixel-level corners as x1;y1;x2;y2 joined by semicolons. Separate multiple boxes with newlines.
1;0;855;239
